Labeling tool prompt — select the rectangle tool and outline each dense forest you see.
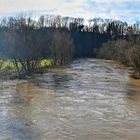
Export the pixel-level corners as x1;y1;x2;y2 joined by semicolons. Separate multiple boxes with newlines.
0;14;140;78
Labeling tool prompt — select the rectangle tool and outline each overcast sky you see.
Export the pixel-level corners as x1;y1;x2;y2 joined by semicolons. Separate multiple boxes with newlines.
0;0;140;23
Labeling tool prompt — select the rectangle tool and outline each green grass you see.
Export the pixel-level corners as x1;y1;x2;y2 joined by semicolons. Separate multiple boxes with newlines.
39;59;53;67
0;59;53;72
0;60;15;71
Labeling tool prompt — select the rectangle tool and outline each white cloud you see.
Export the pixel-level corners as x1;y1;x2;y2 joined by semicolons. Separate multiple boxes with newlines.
0;0;63;13
0;0;140;23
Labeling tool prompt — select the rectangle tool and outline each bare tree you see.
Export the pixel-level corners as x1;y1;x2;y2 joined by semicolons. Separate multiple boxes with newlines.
50;29;74;66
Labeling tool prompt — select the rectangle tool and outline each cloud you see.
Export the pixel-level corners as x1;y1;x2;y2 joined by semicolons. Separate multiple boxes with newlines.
0;0;140;23
83;0;140;23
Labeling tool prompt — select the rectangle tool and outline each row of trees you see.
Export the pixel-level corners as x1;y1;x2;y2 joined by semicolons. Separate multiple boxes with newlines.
87;18;140;35
97;35;140;78
1;14;139;35
0;14;84;29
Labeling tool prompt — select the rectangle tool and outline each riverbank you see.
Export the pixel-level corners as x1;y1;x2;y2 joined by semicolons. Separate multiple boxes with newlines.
0;66;66;81
106;59;140;80
128;77;140;86
0;59;53;80
106;60;125;69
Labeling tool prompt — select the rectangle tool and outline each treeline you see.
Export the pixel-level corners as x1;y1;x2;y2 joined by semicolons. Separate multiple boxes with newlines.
0;13;140;78
69;17;140;57
97;35;140;78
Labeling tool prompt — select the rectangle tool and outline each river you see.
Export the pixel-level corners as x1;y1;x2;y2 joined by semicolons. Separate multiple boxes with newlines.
0;59;140;140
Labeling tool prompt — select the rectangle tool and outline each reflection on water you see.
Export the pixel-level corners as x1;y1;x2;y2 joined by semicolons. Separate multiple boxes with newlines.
0;59;140;140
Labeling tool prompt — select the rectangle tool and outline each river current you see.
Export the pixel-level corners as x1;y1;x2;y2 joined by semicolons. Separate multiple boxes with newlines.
0;59;140;140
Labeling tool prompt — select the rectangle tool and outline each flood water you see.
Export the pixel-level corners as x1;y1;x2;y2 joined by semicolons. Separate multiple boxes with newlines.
0;59;140;140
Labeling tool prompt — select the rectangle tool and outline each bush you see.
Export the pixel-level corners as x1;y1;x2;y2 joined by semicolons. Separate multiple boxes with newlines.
128;45;140;72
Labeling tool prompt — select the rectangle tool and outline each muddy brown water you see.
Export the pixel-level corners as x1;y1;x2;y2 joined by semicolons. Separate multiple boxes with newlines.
0;59;140;140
